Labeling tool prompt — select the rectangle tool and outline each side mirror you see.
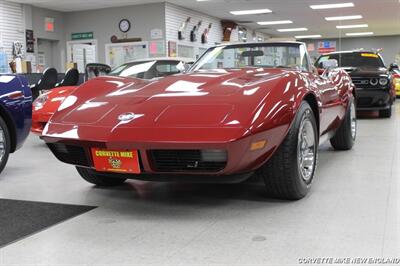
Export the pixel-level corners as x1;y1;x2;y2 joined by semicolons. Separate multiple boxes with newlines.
322;59;338;69
389;63;399;71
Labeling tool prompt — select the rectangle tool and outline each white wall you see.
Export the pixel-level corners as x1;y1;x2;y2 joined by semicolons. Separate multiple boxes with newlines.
64;3;166;64
23;5;66;71
0;1;24;63
165;3;269;58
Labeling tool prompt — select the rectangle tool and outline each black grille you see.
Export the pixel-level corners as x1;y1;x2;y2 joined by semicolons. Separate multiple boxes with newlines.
357;97;373;107
150;150;227;173
352;77;379;88
47;143;90;167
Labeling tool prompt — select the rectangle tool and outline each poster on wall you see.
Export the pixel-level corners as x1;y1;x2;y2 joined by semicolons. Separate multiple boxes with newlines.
150;29;163;40
105;42;149;68
149;41;165;57
168;41;177;57
318;41;336;54
26;30;34;53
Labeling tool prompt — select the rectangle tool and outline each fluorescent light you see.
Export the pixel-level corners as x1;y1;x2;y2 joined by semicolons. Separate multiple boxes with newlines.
325;15;362;21
230;9;272;15
277;28;308;32
346;32;374;36
295;35;322;39
310;2;354;9
336;24;368;29
257;20;293;25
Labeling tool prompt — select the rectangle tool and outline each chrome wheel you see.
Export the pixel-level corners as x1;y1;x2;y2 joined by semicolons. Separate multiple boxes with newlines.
0;127;5;163
350;101;357;140
297;112;316;183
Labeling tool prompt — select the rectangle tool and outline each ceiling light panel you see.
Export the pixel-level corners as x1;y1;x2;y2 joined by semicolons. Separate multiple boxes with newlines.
346;32;374;36
336;24;368;29
325;15;363;21
295;35;322;39
230;9;272;15
257;20;293;25
310;3;354;9
277;28;308;32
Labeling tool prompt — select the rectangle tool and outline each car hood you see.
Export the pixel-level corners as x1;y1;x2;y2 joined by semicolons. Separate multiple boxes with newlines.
50;68;294;130
342;66;388;77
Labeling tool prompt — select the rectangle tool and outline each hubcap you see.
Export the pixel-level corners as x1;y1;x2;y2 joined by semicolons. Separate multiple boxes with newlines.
350;101;357;140
0;127;5;162
297;113;316;183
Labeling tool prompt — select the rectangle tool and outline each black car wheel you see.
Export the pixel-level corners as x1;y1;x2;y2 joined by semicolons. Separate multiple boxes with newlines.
330;99;357;150
257;101;318;200
379;106;392;118
0;116;11;175
76;167;127;186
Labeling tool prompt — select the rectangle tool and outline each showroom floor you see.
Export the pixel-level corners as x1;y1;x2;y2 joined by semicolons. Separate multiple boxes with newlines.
0;102;399;266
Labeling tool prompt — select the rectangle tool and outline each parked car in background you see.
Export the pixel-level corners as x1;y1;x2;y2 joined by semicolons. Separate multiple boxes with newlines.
41;42;356;200
31;58;193;135
0;74;32;174
391;65;400;97
315;51;396;118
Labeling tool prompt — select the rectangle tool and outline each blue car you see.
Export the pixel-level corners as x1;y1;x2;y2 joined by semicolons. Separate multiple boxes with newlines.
0;74;32;174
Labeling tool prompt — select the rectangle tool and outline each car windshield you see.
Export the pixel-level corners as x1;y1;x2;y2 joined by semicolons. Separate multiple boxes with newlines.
190;43;309;71
316;52;385;68
109;60;182;79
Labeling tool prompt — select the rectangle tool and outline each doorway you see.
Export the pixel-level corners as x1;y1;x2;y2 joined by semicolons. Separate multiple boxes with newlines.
67;40;97;73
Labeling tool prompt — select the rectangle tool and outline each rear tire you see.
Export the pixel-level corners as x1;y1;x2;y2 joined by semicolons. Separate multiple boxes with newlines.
0;116;11;175
379;106;392;118
330;99;356;150
257;101;318;200
76;167;127;186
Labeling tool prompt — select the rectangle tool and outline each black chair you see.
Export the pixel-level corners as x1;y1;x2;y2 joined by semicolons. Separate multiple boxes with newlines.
30;67;58;100
55;68;79;87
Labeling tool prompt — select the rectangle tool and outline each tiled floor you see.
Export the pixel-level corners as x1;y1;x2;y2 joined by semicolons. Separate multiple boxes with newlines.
0;102;399;266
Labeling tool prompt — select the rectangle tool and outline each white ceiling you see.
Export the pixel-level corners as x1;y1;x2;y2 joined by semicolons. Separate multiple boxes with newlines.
8;0;400;38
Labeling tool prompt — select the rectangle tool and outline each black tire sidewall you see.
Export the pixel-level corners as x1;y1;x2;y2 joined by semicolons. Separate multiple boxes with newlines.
0;116;11;174
292;102;319;192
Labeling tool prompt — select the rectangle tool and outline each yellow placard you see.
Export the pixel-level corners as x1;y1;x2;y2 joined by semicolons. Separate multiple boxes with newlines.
361;53;378;58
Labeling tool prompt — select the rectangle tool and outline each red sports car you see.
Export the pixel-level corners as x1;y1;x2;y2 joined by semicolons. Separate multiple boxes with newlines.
42;42;356;200
31;58;193;134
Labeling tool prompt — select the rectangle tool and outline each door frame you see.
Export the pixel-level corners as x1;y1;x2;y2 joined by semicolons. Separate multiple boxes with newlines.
66;39;98;65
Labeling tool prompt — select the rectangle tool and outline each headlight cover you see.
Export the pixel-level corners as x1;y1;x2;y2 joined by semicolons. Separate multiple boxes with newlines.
33;93;49;109
379;78;389;86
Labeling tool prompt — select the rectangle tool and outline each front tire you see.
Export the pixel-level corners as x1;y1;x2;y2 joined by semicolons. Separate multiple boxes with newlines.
0;116;11;175
330;99;357;150
257;102;318;200
76;167;127;186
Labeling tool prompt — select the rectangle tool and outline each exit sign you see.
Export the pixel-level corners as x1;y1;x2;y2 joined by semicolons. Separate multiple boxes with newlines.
71;32;94;40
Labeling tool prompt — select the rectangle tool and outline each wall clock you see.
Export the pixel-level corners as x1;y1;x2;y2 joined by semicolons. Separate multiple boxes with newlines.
119;19;131;33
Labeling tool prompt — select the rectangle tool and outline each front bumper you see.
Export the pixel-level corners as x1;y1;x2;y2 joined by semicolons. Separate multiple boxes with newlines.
31;111;53;135
42;124;288;178
355;88;392;111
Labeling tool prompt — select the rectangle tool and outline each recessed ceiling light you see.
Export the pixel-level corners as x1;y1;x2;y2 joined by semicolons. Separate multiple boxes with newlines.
295;35;322;39
346;32;374;36
336;24;368;29
257;20;293;25
325;15;362;21
230;9;272;15
277;28;308;32
310;2;354;9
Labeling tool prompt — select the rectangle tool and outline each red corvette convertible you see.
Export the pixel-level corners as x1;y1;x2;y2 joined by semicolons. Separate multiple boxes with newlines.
31;58;192;134
42;42;356;200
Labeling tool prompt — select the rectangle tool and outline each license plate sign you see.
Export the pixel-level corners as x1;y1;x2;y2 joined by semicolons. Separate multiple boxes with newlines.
91;148;140;173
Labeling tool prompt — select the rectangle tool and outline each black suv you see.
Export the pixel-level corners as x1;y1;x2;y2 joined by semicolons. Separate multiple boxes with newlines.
315;51;396;118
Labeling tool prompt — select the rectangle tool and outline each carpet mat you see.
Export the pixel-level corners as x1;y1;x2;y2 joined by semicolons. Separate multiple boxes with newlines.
0;198;96;247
